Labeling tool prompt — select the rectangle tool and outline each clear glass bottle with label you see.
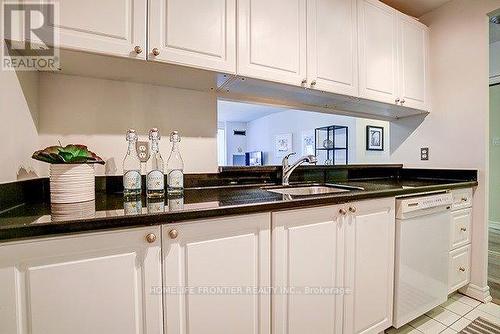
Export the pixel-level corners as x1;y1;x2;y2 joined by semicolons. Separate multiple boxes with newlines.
123;129;142;197
166;131;184;195
146;128;165;198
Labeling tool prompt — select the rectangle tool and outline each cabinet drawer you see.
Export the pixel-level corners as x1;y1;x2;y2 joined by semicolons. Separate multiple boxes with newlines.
451;188;473;210
448;245;471;293
450;208;472;251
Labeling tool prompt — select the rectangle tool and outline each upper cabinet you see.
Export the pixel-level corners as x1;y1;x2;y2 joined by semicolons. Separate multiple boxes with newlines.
47;0;147;59
358;0;429;109
237;0;307;86
148;0;236;73
397;14;429;110
307;0;358;96
357;0;398;104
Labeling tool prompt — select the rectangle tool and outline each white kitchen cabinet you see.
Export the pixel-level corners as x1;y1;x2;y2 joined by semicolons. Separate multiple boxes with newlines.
41;0;147;59
449;245;471;294
148;0;236;73
0;227;163;334
238;0;307;86
273;197;395;334
162;213;271;334
397;14;429;110
357;0;398;104
307;0;358;96
272;205;344;334
344;197;395;334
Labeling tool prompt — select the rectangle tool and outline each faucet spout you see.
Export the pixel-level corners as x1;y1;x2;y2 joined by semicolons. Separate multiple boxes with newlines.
282;154;317;186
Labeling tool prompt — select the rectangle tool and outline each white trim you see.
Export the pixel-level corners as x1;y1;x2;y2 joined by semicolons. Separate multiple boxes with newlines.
459;283;493;303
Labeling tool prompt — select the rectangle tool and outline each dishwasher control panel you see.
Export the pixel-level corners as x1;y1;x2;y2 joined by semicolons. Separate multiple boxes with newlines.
396;192;453;217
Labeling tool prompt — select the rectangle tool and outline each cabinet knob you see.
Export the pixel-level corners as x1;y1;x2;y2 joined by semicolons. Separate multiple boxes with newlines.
461;197;468;202
461;227;467;232
152;48;160;56
134;45;142;54
339;208;347;216
395;98;400;104
349;206;357;213
400;99;406;104
145;233;157;243
301;79;307;85
310;80;317;87
168;229;179;239
459;267;466;272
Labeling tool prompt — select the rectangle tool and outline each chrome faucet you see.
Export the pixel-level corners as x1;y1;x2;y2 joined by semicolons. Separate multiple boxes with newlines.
281;152;318;186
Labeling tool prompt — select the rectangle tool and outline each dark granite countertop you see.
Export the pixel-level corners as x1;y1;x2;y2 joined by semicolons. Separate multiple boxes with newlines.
0;178;477;243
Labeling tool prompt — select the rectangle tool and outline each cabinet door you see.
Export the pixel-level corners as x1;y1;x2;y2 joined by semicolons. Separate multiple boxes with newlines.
163;213;271;334
43;0;147;59
238;0;307;86
0;227;163;334
344;197;395;334
307;0;358;96
273;205;344;334
398;15;429;110
148;0;236;73
449;245;471;293
357;0;398;104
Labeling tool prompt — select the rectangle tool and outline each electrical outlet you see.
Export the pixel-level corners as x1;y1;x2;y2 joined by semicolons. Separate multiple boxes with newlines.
493;137;500;146
421;147;429;161
136;141;150;163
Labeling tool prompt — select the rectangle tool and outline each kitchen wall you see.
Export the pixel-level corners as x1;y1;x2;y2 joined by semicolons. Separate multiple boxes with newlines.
491;84;500;225
390;0;500;300
37;73;218;176
0;60;40;183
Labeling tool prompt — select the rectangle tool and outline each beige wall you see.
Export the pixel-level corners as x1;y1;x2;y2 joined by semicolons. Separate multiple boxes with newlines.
0;67;40;183
391;0;500;300
37;73;218;176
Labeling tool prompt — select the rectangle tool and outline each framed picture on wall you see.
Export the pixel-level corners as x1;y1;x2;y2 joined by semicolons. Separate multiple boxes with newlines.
275;133;293;158
366;126;384;151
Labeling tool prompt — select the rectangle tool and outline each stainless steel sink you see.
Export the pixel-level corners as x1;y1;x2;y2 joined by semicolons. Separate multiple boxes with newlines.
265;184;363;196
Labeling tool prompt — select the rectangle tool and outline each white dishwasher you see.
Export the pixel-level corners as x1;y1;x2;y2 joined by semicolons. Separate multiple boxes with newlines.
393;192;453;328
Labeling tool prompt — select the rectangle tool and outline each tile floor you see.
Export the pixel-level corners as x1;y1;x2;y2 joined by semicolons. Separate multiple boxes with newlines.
386;293;500;333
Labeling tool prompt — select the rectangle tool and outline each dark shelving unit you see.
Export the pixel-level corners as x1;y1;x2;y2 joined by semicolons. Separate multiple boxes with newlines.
315;125;349;165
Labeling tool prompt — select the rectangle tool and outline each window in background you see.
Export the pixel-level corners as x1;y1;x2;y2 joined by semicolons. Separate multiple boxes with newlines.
217;128;226;166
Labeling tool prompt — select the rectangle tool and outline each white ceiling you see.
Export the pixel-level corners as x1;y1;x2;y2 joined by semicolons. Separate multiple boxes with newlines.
217;100;286;123
381;0;450;17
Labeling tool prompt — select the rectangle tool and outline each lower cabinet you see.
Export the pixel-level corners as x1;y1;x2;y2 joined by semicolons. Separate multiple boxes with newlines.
162;213;271;334
0;227;163;334
272;197;395;334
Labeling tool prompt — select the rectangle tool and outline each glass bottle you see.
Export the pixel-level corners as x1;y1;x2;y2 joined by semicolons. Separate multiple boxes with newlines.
146;128;165;198
166;131;184;195
123;129;142;197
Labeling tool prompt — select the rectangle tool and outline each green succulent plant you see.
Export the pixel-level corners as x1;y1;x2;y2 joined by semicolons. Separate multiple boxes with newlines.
32;144;105;165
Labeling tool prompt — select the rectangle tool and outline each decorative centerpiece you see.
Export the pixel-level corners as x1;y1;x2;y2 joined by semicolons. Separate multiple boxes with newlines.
32;145;104;204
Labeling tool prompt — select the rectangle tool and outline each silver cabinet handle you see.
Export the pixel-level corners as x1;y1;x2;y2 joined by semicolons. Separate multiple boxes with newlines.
459;267;466;272
134;46;142;54
349;206;357;213
145;233;157;243
301;79;307;85
310;80;317;87
400;99;406;104
460;227;467;232
395;98;400;104
152;48;160;56
168;229;178;239
339;208;347;216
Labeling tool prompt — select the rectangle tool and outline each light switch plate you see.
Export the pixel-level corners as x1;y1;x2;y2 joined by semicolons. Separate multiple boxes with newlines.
136;141;149;162
421;147;429;161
